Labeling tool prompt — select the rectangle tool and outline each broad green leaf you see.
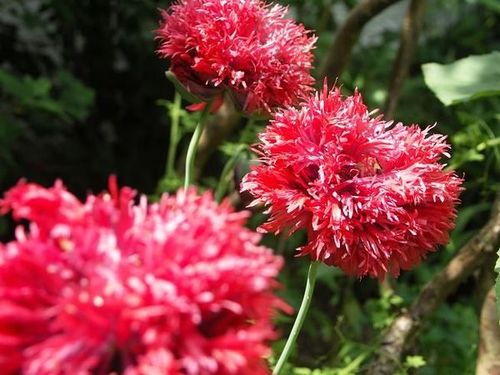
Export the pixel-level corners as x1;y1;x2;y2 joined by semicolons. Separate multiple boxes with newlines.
422;52;500;106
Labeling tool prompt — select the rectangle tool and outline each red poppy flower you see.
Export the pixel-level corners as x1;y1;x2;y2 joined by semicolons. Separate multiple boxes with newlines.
241;85;463;278
156;0;316;115
0;177;287;374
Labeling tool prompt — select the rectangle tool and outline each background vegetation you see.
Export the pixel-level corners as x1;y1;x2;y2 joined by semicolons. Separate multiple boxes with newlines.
1;0;499;373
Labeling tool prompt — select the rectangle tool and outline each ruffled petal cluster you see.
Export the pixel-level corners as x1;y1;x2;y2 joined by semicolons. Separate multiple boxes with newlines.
156;0;316;115
242;85;463;278
0;177;286;374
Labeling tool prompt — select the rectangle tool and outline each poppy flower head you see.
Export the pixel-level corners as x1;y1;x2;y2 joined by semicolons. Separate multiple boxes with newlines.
156;0;316;115
241;85;463;278
0;178;286;374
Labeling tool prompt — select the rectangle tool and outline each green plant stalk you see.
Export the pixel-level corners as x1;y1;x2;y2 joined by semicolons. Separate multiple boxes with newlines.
184;102;212;189
215;144;246;202
166;92;182;178
273;261;320;375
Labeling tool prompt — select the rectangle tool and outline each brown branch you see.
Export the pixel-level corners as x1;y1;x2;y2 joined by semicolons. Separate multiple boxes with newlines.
318;0;400;81
384;0;427;119
476;287;500;375
367;194;500;375
475;255;497;311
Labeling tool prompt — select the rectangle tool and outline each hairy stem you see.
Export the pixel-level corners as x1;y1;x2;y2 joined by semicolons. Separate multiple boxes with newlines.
166;92;182;178
184;103;212;189
273;261;320;375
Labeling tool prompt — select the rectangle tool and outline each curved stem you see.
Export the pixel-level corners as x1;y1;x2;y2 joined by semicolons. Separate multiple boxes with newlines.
273;261;320;375
166;92;182;178
184;102;212;189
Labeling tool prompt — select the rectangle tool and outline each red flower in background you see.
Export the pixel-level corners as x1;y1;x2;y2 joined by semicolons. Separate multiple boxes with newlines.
156;0;316;115
241;85;463;278
0;178;286;374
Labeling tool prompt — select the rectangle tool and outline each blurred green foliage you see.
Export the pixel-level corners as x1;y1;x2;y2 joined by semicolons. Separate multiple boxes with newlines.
1;0;499;373
0;0;171;196
0;67;95;189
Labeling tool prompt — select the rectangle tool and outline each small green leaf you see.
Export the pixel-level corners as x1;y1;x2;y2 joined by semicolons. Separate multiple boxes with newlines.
422;52;500;106
405;355;426;369
156;175;183;194
219;142;247;157
0;69;93;121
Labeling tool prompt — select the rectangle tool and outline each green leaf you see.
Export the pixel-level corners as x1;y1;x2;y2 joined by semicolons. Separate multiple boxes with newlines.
422;52;500;106
219;142;247;157
0;70;38;100
0;68;94;121
405;355;426;369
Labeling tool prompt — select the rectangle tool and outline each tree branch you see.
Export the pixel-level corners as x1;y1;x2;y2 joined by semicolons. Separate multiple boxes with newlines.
367;194;500;375
318;0;400;80
476;286;500;375
384;0;427;119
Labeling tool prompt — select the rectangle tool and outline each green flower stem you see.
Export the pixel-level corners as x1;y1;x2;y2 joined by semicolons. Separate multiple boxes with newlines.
273;261;319;375
166;92;182;178
184;102;212;189
215;144;246;202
